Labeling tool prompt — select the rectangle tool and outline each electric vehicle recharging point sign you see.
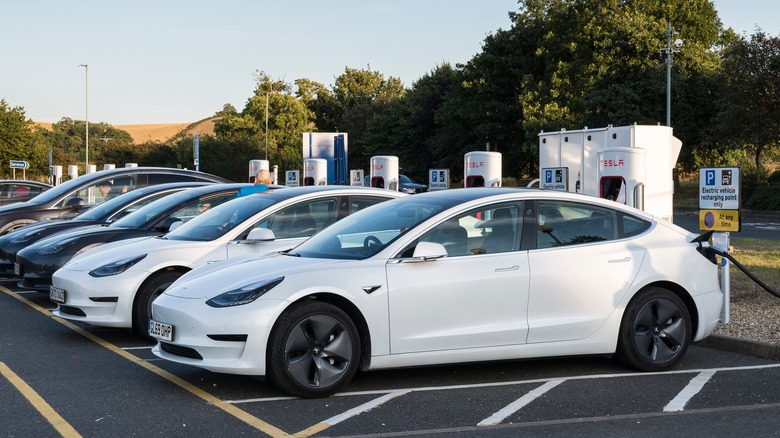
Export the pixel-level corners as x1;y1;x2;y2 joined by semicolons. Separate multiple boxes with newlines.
429;169;449;191
541;167;568;191
699;167;741;232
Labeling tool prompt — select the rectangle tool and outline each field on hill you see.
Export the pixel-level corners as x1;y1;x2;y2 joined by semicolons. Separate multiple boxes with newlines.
34;118;217;144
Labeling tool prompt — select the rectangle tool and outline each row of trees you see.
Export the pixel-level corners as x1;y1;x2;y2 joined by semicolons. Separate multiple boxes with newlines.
2;0;778;187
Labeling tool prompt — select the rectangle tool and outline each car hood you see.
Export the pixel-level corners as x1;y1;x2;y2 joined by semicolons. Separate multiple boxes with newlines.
164;253;337;300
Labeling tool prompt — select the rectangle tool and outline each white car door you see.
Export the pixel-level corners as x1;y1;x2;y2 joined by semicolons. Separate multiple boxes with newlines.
526;200;648;343
387;202;531;354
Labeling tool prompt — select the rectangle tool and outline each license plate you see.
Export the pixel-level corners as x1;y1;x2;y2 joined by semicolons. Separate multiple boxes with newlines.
49;286;66;304
14;263;21;276
148;319;173;342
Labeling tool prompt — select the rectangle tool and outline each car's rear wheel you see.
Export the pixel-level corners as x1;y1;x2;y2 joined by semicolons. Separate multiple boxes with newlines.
616;287;691;371
267;300;360;398
133;270;182;337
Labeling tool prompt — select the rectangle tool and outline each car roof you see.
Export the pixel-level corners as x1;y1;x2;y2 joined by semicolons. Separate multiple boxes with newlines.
244;185;406;201
0;180;52;188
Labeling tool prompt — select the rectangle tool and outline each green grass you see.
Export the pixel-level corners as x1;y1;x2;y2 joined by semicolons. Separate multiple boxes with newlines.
727;238;780;300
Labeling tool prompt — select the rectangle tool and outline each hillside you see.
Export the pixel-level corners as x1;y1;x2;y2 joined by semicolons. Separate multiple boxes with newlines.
34;118;218;143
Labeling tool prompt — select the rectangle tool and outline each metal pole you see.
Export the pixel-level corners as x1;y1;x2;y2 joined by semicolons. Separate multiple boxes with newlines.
264;92;268;160
666;23;672;127
79;64;89;169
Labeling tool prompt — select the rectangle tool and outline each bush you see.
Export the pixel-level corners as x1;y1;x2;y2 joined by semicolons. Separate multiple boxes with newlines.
744;184;780;211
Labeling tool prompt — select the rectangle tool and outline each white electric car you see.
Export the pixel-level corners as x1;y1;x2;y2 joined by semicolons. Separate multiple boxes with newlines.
50;186;406;334
150;188;724;398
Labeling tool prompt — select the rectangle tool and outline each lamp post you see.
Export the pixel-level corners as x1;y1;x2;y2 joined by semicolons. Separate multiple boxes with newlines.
78;64;89;169
660;23;682;126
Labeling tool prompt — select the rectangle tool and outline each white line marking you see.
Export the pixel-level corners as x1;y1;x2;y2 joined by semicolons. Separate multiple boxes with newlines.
664;370;715;412
478;379;564;426
322;390;410;426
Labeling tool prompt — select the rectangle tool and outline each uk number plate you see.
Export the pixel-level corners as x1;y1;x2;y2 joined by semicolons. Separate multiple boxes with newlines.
49;286;66;304
13;262;21;276
148;319;173;342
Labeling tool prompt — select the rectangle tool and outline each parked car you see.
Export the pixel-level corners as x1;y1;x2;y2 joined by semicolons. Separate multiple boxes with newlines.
0;182;210;277
0;167;231;234
364;174;427;194
14;183;251;290
50;186;406;335
150;188;723;398
0;180;52;206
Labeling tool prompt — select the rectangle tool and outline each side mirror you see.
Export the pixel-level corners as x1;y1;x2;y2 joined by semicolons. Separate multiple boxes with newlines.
247;227;275;242
410;241;447;261
159;217;184;232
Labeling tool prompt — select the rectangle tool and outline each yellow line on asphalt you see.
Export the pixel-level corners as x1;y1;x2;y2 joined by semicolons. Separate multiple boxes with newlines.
0;361;82;438
0;286;291;437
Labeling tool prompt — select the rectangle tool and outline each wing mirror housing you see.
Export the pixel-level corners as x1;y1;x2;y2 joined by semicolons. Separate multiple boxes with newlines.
247;228;276;242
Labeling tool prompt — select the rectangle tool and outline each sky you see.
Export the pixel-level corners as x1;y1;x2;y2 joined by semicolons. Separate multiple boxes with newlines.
2;0;778;126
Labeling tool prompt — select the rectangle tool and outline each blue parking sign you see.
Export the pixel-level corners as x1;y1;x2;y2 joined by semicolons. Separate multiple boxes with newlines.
545;170;553;184
705;170;715;186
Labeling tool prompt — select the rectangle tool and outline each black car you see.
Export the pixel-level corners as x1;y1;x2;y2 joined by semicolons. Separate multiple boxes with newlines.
15;183;252;290
364;174;428;194
0;182;210;277
0;167;231;234
0;180;52;206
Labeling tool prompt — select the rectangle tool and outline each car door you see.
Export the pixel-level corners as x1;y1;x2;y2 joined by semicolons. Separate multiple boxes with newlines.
386;201;531;354
526;200;648;343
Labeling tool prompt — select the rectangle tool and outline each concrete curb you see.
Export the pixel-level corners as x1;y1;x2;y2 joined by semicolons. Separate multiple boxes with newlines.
695;335;780;361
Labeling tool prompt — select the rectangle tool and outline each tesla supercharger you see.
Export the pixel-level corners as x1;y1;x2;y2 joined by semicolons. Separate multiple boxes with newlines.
248;159;269;183
51;165;62;186
597;147;646;210
103;164;116;171
303;158;328;186
67;165;79;181
370;155;399;191
464;151;502;187
86;164;96;174
125;163;138;168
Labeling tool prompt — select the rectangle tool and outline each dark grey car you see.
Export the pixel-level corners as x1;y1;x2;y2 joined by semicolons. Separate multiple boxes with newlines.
0;167;231;234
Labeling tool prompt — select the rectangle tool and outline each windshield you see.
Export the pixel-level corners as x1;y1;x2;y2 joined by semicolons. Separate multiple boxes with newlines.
165;195;278;241
293;197;456;260
109;189;207;229
22;174;99;205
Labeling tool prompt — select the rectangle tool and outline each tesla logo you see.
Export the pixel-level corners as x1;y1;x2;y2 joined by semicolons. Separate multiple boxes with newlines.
372;164;384;170
305;166;314;171
468;161;484;168
601;159;624;167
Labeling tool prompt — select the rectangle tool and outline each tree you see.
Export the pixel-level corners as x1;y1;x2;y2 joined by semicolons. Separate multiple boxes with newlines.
0;100;49;179
716;30;780;169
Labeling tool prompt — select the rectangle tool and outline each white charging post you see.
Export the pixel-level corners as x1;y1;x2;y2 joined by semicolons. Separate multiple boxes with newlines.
698;167;741;325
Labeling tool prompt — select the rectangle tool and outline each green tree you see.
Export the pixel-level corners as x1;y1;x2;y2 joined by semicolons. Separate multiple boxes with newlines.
716;30;780;169
0;100;49;179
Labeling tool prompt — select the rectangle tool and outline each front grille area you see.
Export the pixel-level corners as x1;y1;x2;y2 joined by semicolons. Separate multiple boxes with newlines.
59;306;87;317
160;342;203;360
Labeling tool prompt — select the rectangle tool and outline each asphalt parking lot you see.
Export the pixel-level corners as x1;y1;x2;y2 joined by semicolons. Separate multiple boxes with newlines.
3;281;780;437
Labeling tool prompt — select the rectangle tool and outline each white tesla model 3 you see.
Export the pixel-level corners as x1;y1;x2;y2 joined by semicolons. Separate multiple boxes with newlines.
50;186;405;334
150;188;723;398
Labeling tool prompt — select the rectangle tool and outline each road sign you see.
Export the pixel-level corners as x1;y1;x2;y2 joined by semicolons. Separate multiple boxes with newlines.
699;209;741;232
699;167;740;209
10;160;29;169
541;167;568;191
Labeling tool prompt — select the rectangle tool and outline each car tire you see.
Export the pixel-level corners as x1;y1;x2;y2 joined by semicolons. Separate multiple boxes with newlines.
267;300;360;398
616;287;691;371
133;270;182;337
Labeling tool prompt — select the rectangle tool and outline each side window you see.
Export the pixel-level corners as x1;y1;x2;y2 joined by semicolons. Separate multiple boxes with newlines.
169;193;235;223
260;198;339;239
417;202;523;257
349;196;387;214
536;200;619;249
620;213;651;238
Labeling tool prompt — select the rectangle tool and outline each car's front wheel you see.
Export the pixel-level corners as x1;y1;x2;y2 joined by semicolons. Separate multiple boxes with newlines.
616;287;692;371
267;300;360;398
133;270;182;337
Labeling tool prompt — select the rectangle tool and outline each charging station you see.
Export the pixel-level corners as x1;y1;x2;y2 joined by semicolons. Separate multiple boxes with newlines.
464;151;502;187
370;156;399;191
303;158;328;186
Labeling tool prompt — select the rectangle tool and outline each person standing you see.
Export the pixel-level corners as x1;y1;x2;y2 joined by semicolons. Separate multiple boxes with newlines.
236;169;272;197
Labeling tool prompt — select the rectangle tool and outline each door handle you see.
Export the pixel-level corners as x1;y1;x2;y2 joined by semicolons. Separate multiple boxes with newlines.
495;265;520;272
608;257;631;263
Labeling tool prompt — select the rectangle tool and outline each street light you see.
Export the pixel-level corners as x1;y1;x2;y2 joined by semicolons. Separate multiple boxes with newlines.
660;23;682;126
78;64;89;169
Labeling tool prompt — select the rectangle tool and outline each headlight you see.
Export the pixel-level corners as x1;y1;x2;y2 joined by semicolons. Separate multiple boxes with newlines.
89;254;147;277
206;277;284;308
38;238;78;255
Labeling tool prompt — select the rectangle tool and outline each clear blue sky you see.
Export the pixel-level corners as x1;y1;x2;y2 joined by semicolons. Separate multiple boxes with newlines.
2;0;777;125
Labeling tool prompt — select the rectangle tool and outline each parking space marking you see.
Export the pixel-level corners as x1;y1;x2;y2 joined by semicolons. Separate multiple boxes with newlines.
295;390;411;436
0;361;82;438
664;370;716;412
478;379;564;426
1;286;291;438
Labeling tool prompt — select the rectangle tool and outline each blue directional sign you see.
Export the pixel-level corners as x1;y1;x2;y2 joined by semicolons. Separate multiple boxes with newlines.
10;160;29;169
